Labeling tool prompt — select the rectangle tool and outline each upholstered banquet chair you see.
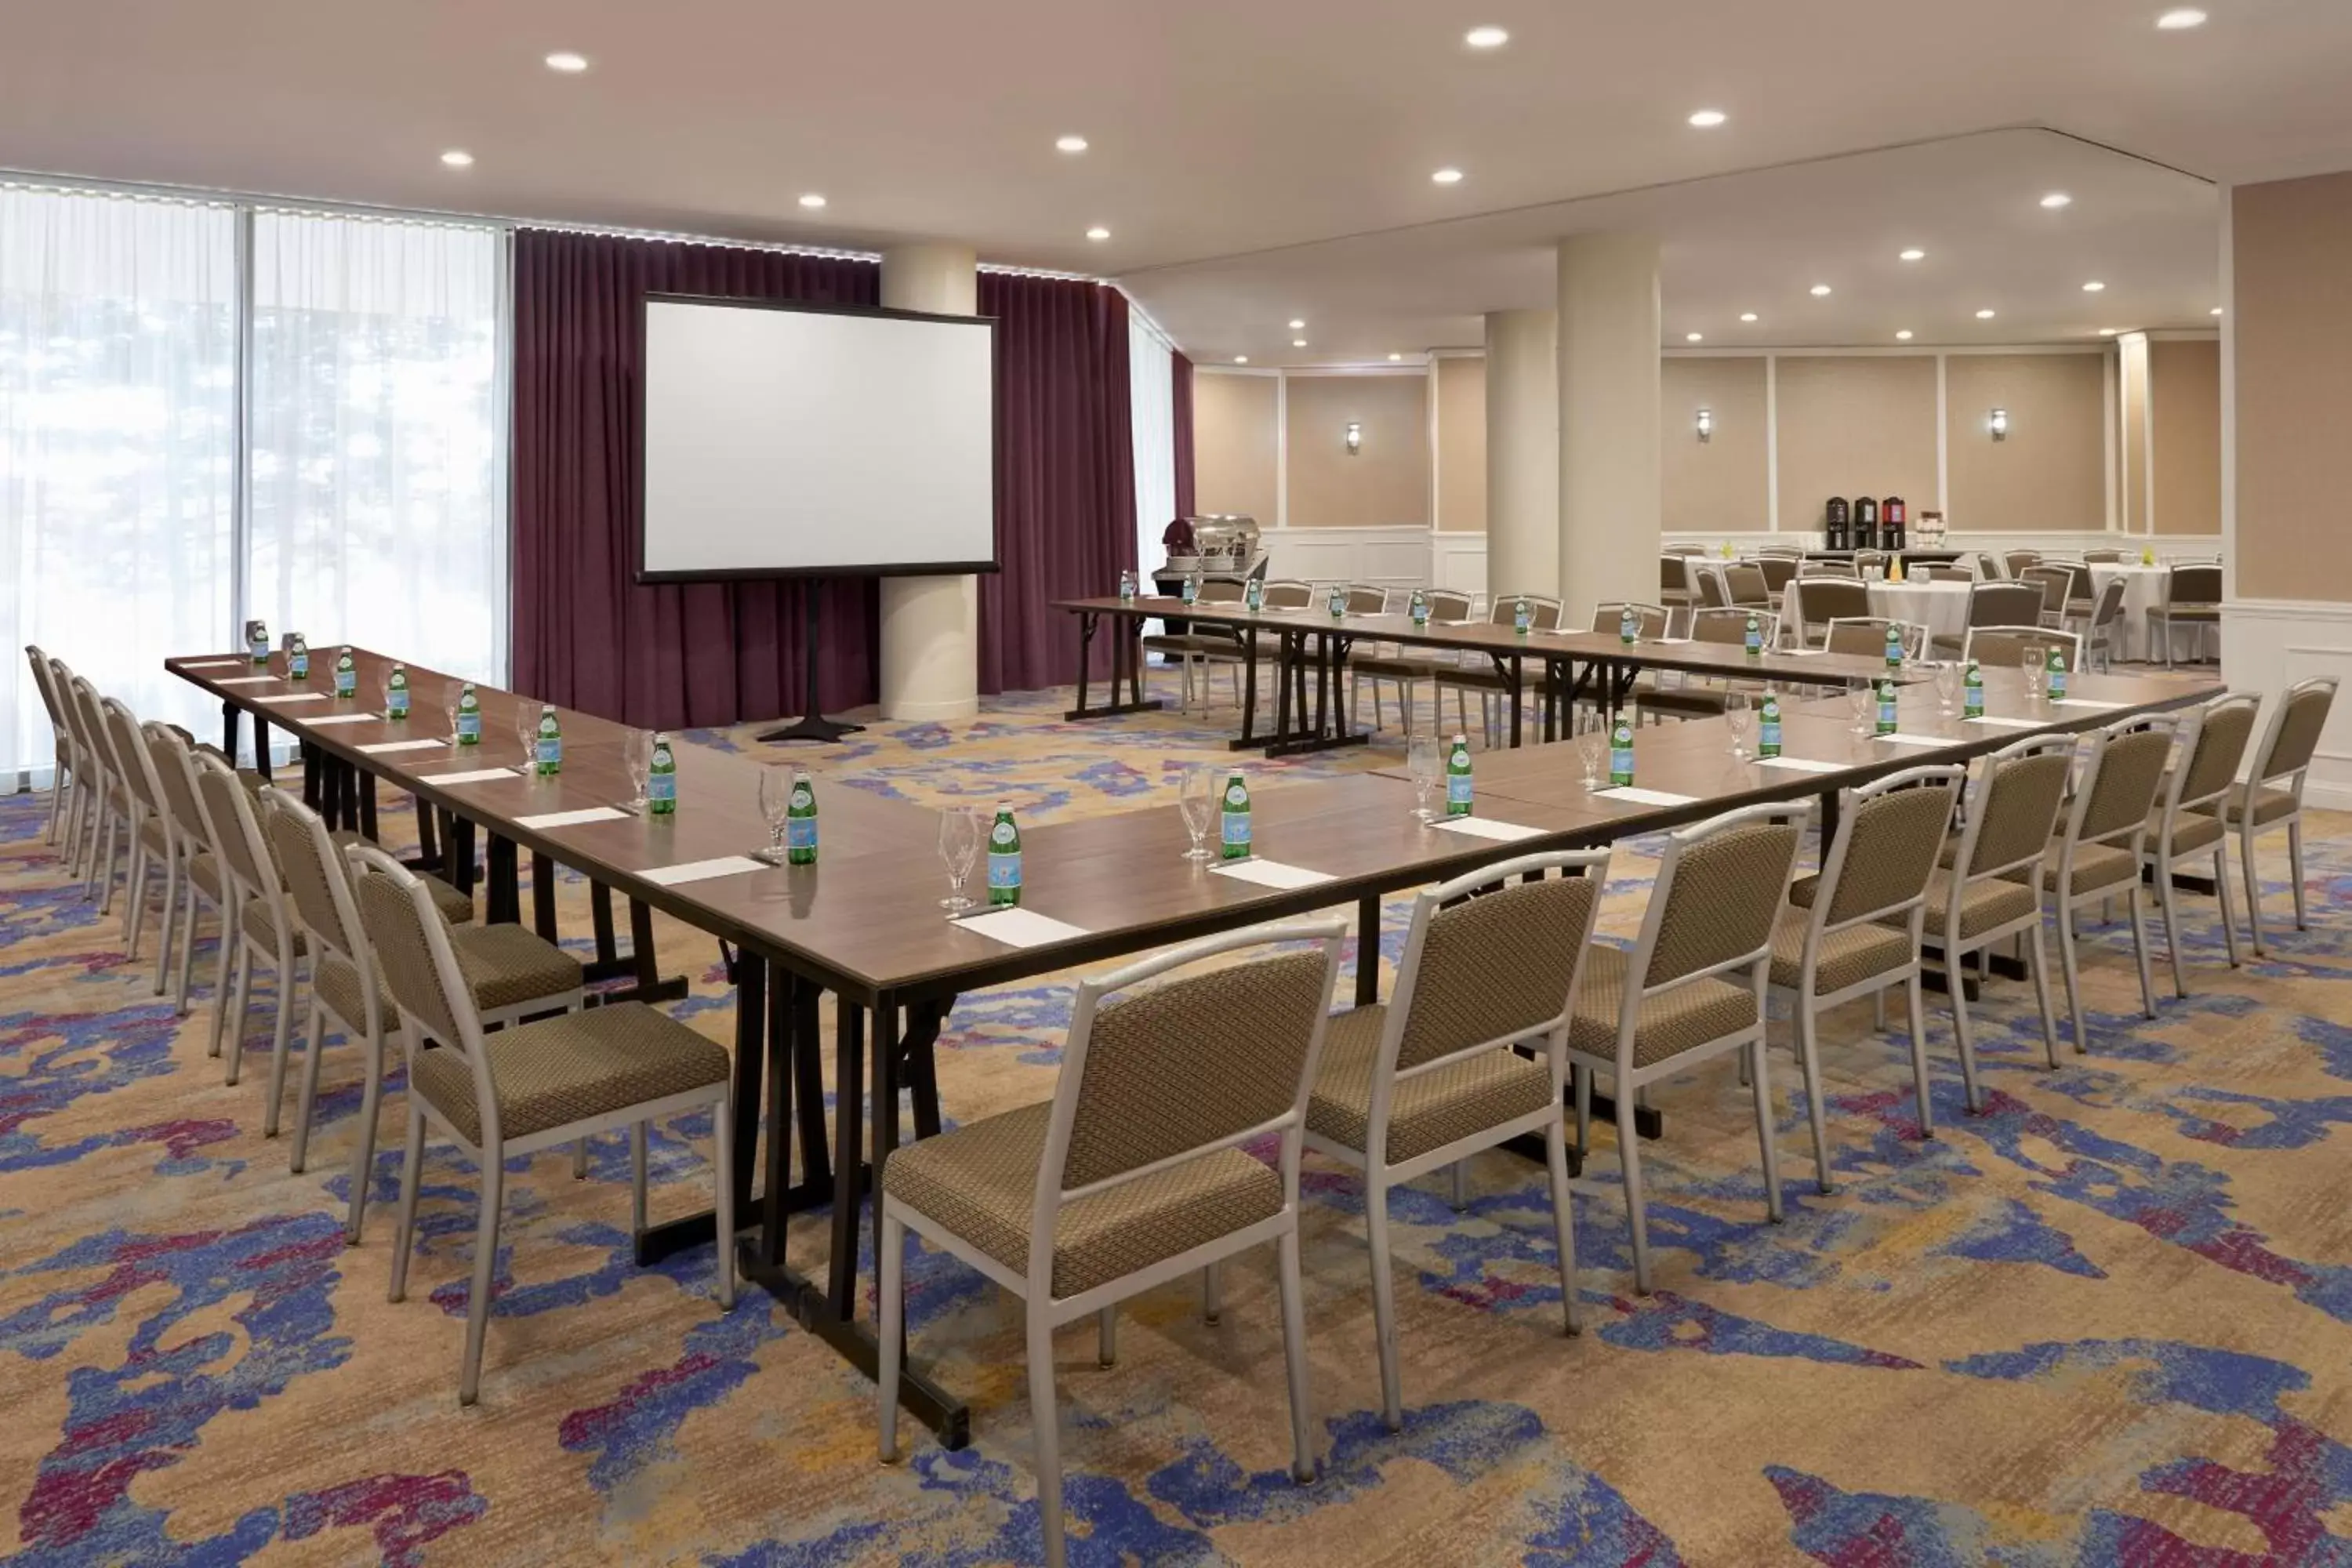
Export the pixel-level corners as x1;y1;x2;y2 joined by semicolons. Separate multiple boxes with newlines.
2044;717;2175;1050
2141;692;2259;996
2229;677;2339;955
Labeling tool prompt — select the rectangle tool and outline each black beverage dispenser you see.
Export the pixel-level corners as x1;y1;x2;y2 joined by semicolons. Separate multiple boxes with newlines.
1882;495;1907;551
1824;496;1850;551
1853;495;1880;550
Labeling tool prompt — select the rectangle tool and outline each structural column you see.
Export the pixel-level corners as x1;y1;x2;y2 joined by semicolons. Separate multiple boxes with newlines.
877;242;982;722
1483;310;1559;601
1556;234;1663;626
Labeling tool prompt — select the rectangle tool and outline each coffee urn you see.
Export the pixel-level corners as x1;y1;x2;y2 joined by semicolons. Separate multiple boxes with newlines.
1853;495;1880;550
1882;495;1907;551
1824;496;1851;551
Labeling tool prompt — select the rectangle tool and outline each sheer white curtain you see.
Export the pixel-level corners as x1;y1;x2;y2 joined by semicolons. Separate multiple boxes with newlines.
0;188;238;780
247;212;506;687
1129;311;1176;578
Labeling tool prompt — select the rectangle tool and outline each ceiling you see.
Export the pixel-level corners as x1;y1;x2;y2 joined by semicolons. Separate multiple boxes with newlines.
5;0;2345;354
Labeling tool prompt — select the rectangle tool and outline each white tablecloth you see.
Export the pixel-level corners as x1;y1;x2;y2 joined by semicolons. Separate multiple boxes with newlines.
2089;564;2177;662
1867;581;1973;644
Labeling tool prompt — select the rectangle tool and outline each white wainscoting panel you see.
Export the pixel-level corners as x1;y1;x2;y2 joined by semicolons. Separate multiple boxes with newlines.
1433;533;1487;598
2222;598;2352;811
1258;527;1432;593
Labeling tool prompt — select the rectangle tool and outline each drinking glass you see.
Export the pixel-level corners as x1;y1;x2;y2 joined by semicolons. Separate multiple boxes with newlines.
938;806;982;911
1848;681;1875;735
1177;764;1218;860
1934;661;1962;714
1406;735;1441;822
2021;645;2046;704
1723;692;1752;760
1577;729;1606;788
756;765;795;861
445;693;465;752
624;729;655;811
515;706;541;770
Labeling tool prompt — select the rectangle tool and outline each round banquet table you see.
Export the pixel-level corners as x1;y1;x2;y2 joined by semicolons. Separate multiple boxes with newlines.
2089;564;2179;662
1866;580;1973;646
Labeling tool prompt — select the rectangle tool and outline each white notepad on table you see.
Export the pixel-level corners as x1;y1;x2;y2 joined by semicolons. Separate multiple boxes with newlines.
358;738;448;755
213;676;277;687
515;807;630;830
2053;699;2125;710
1211;858;1334;891
1753;757;1846;774
1595;786;1697;808
1964;715;2044;730
180;659;248;670
419;767;518;786
253;692;328;704
954;908;1089;949
303;712;379;727
641;855;766;887
1875;733;1954;748
1433;815;1548;842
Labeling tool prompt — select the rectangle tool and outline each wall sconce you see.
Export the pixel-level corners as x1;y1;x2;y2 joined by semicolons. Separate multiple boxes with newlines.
1987;408;2009;441
1345;421;1363;456
1694;408;1714;443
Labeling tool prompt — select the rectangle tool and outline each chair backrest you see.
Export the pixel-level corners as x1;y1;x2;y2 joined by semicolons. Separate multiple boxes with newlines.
1795;579;1870;626
1809;764;1965;934
1260;578;1313;611
2061;718;2175;869
1693;566;1731;610
1690;606;1779;648
2087;575;2129;629
1588;602;1669;638
193;750;288;942
1661;556;1694;597
1490;593;1563;630
64;677;117;791
1196;577;1247;604
1824;617;1910;659
1962;626;2082;672
1664;543;1708;555
2004;550;2042;575
23;646;67;734
2020;566;2072;615
1628;802;1808;996
2082;549;2125;564
1345;585;1391;615
1967;583;2047;631
1425;588;1475;622
98;697;168;829
1806;558;1859;579
2161;692;2262;827
143;721;216;856
1976;552;2004;580
1038;924;1345;1244
264;786;365;964
349;843;490;1126
1375;853;1609;1116
1924;564;1973;582
1724;561;1769;605
2250;676;2340;791
1756;556;1801;593
1950;735;2074;880
2166;563;2223;607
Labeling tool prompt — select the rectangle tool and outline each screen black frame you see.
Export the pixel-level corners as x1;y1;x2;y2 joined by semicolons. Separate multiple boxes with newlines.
634;292;1003;584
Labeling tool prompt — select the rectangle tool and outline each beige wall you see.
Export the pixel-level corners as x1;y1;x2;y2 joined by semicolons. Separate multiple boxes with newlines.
1773;355;1940;533
1944;353;2108;534
2150;339;2221;536
1192;370;1280;525
1283;372;1430;528
1661;358;1769;535
1435;358;1486;532
2236;172;2352;601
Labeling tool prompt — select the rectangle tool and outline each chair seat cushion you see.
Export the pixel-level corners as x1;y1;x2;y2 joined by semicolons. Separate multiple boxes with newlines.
2151;604;2220;622
1639;688;1731;719
2044;840;2139;895
1797;869;2037;945
1567;946;1759;1068
2225;784;2296;828
1348;652;1447;681
409;1001;728;1147
139;815;171;856
882;1101;1283;1300
1142;633;1243;659
190;851;220;900
2148;808;2225;856
450;922;583;1014
328;831;472;924
1768;907;1915;995
1308;1005;1552;1165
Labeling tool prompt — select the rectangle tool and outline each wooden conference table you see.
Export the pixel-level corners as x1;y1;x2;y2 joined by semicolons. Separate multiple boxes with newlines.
1058;593;1907;755
168;647;2218;1447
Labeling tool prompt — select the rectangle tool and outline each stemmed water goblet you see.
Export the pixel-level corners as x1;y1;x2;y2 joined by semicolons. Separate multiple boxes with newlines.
938;805;983;911
1177;764;1218;860
1406;735;1441;822
1724;692;1752;760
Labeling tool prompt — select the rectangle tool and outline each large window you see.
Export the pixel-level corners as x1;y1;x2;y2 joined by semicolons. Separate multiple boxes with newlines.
0;190;506;786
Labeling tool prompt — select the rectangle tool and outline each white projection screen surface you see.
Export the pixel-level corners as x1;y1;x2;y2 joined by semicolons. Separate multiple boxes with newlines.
639;296;997;579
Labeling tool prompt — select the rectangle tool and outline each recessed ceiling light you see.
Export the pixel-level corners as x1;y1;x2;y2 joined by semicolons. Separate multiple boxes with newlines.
2156;7;2208;28
1739;312;1759;323
1688;109;1728;128
1432;167;1465;185
2211;306;2226;316
1465;24;1509;48
1234;355;1249;364
2099;328;2120;336
1900;248;1927;262
2082;280;2107;292
1976;309;1998;319
440;149;474;168
1685;332;1704;343
1896;330;1915;341
1809;284;1833;297
1055;134;1089;154
1085;225;1111;241
1292;338;1308;348
800;193;828;209
544;51;589;72
1288;319;1306;330
2041;192;2073;209
1388;352;1404;361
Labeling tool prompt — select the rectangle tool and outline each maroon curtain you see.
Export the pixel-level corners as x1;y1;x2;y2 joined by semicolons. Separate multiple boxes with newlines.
1171;350;1196;523
975;272;1136;694
509;228;883;730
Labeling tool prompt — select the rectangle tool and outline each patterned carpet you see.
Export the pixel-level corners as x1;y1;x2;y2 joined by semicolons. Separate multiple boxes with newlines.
4;677;2350;1566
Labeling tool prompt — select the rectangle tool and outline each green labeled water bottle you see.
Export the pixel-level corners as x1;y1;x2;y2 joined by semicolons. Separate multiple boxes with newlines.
1609;715;1635;787
786;770;817;865
1875;677;1900;735
535;704;562;776
248;619;271;667
987;804;1022;906
1884;623;1904;669
1410;587;1430;629
288;633;310;681
1758;691;1784;759
1446;734;1473;817
1328;583;1348;619
2046;647;2068;702
1180;572;1200;607
1618;604;1639;645
385;662;410;720
647;733;677;815
1962;659;1984;719
1512;596;1533;635
1117;569;1137;604
1221;771;1253;858
1744;612;1763;657
456;682;481;746
333;646;357;699
1244;576;1265;613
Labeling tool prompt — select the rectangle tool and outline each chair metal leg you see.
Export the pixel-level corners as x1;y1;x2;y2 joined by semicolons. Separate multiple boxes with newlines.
2156;853;2188;998
223;943;254;1085
1026;1308;1067;1568
1276;1228;1316;1483
1363;1181;1405;1431
2056;907;2087;1053
346;1024;389;1244
573;1139;589;1178
1748;1039;1784;1222
1617;1092;1653;1294
1947;947;1987;1106
712;1094;737;1310
1449;1159;1469;1210
2289;821;2309;931
1793;1004;1833;1192
1544;1116;1583;1336
1904;975;1934;1138
177;885;204;1018
1096;1305;1117;1368
2213;847;2242;969
2024;923;2062;1069
388;1106;426;1302
1201;1261;1222;1325
2241;825;2266;958
259;943;296;1125
43;762;64;844
124;837;147;955
286;993;325;1167
151;850;179;996
2127;887;2157;1019
630;1122;649;1237
458;1149;504;1406
877;1211;905;1462
1573;1068;1592;1154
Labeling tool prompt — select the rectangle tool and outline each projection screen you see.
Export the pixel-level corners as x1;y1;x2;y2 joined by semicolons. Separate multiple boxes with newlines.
638;295;998;581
